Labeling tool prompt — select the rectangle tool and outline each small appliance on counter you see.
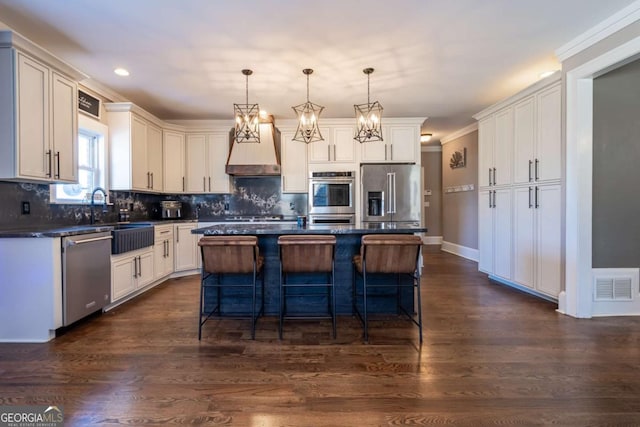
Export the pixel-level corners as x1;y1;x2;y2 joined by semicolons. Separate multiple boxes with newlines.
161;201;182;219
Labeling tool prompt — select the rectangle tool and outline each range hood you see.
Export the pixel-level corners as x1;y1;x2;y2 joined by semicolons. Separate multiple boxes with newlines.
225;119;281;176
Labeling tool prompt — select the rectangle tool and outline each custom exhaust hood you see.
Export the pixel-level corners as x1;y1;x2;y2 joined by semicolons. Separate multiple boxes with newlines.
225;119;281;176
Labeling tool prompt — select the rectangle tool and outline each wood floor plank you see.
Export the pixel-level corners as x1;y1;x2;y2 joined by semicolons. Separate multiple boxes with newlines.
2;246;640;425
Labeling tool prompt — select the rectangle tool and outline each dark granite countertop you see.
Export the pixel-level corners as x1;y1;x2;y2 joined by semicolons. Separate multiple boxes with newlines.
0;219;197;238
193;222;427;235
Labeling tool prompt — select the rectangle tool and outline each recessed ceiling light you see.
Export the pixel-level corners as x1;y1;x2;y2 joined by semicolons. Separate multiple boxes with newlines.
539;70;556;79
114;67;130;77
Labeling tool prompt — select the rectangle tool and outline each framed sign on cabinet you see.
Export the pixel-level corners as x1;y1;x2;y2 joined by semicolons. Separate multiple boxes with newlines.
78;89;100;119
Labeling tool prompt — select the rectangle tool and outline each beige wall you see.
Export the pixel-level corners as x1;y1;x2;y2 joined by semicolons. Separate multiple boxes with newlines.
441;130;478;249
421;150;442;236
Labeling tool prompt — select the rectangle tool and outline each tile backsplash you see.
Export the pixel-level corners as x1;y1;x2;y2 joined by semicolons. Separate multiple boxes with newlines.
0;177;306;230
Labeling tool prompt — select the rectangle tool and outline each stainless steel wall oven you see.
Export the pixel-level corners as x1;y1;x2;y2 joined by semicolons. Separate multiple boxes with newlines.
308;171;356;216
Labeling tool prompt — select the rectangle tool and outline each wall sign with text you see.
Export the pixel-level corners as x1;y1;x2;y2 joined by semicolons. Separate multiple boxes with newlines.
78;90;100;119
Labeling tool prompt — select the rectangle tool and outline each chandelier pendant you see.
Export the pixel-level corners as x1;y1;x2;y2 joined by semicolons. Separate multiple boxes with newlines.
292;68;324;144
354;67;384;143
234;69;261;143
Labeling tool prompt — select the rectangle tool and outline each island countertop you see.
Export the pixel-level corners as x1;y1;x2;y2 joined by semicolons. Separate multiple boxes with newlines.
192;222;427;235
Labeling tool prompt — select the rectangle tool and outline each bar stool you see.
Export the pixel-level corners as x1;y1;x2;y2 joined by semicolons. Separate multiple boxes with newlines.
198;236;264;340
277;235;336;339
352;234;423;343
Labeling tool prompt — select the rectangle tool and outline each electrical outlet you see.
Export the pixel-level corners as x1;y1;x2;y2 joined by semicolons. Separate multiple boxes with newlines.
21;201;30;215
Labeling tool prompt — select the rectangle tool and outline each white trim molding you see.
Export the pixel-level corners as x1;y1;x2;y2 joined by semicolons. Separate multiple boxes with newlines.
556;0;640;62
421;146;442;153
564;32;640;318
441;241;478;262
422;236;443;245
441;122;478;145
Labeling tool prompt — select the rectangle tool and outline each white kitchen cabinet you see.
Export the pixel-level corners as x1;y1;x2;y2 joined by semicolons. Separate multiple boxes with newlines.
111;247;154;302
174;223;199;272
478;188;512;280
185;133;230;193
163;129;185;193
280;129;308;193
478;108;513;188
154;224;174;280
106;103;164;192
360;124;419;163
308;125;356;164
513;184;562;297
513;83;561;185
0;48;78;183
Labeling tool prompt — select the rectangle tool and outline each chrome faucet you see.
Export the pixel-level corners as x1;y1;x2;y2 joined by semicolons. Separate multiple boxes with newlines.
90;187;109;224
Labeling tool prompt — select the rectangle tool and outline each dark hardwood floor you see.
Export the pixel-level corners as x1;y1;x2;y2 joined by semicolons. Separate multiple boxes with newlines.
2;246;640;426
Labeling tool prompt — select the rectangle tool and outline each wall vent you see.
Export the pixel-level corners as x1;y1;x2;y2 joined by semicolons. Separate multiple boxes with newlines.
594;277;633;301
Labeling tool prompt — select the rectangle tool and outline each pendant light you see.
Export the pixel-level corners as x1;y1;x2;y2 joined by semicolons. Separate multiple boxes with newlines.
354;67;384;143
234;69;260;143
292;68;324;143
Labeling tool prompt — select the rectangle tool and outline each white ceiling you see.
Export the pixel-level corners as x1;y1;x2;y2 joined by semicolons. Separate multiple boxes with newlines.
0;0;636;142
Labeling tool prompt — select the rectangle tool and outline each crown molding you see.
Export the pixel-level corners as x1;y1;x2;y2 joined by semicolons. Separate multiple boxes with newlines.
441;122;479;145
556;0;640;62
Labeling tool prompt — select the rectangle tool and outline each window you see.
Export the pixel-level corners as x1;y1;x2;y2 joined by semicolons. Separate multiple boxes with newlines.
51;116;108;204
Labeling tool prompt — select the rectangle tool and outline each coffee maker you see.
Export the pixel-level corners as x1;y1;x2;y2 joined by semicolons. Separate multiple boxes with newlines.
161;201;182;219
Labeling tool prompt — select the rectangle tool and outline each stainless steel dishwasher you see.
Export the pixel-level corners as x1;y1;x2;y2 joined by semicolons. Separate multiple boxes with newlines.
62;231;112;326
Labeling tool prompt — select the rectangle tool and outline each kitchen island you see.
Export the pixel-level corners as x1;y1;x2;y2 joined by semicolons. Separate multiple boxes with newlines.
192;222;427;316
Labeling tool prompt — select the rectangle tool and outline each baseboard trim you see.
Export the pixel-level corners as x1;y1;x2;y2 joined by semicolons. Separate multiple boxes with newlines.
488;275;558;304
422;235;443;245
441;241;478;262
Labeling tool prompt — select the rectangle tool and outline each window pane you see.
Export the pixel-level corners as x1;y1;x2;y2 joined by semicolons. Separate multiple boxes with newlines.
78;133;91;167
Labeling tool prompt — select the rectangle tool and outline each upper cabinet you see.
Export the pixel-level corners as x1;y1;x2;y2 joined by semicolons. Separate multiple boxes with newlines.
360;119;422;163
280;129;308;193
163;129;185;193
308;125;356;164
185;132;230;194
106;103;164;192
0;32;83;183
513;83;561;185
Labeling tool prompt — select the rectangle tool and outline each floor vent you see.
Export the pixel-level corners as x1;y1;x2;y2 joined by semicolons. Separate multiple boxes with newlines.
594;277;633;301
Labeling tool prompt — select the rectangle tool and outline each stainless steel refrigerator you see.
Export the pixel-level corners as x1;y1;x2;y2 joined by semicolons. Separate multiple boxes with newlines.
361;163;421;224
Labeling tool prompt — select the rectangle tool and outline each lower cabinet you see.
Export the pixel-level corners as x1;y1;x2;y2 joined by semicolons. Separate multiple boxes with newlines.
478;188;512;280
111;247;154;302
513;184;562;297
174;223;200;272
154;224;174;280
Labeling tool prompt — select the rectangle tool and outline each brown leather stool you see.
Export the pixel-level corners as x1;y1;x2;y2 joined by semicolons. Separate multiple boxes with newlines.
278;235;336;339
198;236;264;340
352;234;423;343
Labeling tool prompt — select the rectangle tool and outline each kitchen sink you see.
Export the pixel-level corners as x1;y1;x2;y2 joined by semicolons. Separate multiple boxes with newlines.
110;223;155;254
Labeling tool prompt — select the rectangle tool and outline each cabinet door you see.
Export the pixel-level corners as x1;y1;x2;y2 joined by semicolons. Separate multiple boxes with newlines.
175;224;198;271
51;72;77;182
478;190;494;274
163;130;185;193
360;138;386;162
513;186;535;289
208;133;231;193
513;97;535;185
281;130;308;193
131;115;149;190
535;184;562;297
493;188;512;280
387;126;417;162
17;53;50;180
536;84;561;182
137;251;155;288
112;256;136;301
333;127;356;162
493;108;513;186
478;117;494;188
185;134;207;193
308;138;331;163
147;124;163;191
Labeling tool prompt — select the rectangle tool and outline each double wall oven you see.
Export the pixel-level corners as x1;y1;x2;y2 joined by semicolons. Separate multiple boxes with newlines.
308;171;355;225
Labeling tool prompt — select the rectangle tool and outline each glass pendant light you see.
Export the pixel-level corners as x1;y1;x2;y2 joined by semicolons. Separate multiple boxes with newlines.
354;67;384;143
292;68;324;143
234;69;260;143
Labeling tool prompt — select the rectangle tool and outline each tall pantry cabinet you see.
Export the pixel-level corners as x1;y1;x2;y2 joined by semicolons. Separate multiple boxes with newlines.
474;73;562;300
